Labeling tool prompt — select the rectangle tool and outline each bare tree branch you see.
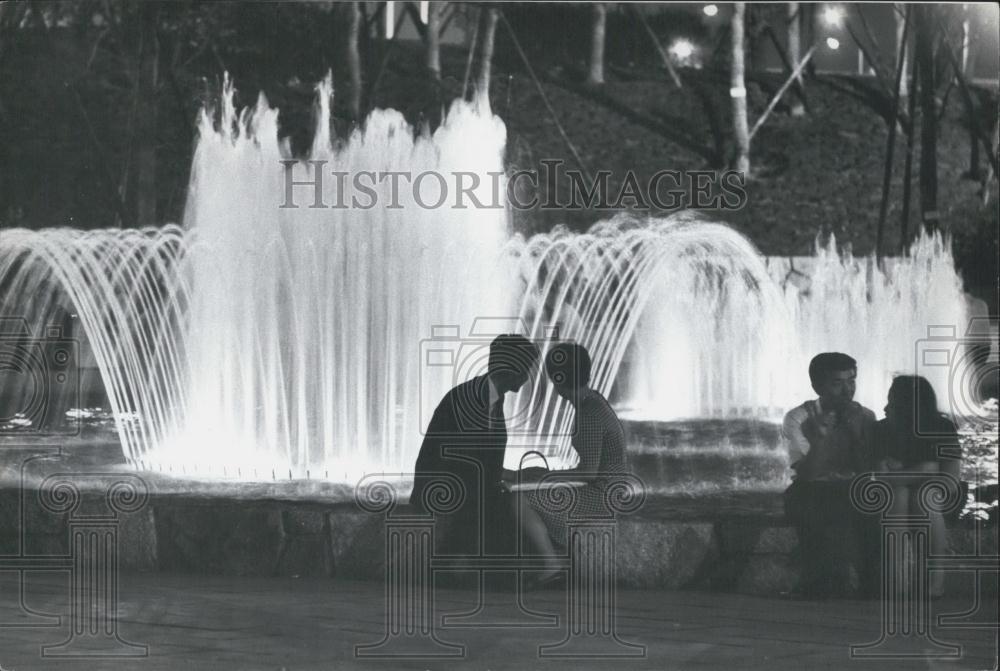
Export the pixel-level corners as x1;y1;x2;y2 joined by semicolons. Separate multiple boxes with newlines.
876;4;911;264
498;10;592;182
632;7;682;89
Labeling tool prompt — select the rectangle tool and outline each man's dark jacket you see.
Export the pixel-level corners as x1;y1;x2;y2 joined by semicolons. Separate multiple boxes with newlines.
410;375;508;554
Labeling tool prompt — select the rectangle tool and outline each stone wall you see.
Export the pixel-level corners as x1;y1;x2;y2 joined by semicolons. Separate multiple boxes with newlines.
1;488;995;597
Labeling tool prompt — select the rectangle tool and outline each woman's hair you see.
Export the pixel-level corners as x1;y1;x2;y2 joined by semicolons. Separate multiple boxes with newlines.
545;342;592;388
888;375;951;433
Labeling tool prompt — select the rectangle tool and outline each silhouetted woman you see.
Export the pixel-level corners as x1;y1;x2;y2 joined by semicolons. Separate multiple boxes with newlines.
874;375;962;598
516;342;629;585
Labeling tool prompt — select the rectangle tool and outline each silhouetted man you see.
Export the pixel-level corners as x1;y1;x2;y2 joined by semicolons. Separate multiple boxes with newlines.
783;352;879;598
411;334;540;556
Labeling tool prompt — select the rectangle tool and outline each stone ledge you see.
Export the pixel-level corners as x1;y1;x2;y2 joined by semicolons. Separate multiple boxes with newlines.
1;488;995;596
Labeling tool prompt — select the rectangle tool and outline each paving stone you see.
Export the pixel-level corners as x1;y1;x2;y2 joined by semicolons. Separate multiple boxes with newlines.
616;519;717;588
0;571;994;671
119;505;158;571
734;555;799;595
151;499;282;576
718;520;798;554
950;521;998;555
328;509;385;580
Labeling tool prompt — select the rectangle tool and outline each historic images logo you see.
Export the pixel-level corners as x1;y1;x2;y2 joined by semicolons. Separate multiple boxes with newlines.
0;454;150;659
848;318;999;660
0;317;80;437
353;471;647;659
418;318;564;438
1;314;149;659
279;159;747;212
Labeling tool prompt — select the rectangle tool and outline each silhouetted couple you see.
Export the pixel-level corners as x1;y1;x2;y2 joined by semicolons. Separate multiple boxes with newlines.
410;335;627;584
784;353;961;599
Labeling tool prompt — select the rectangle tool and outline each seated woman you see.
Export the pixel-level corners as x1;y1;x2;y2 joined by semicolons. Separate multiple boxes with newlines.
515;342;629;585
874;375;962;598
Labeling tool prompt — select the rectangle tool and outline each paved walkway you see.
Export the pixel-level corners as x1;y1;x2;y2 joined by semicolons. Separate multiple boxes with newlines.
0;572;996;670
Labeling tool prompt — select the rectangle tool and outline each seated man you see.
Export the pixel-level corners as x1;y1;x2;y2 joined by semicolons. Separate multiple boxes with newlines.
783;352;878;598
411;334;539;557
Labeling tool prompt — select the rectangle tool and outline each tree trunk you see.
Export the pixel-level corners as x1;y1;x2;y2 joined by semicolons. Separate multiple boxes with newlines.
426;1;441;81
0;4;8;121
968;96;981;179
787;3;805;116
895;3;909;104
900;51;919;249
961;14;970;74
345;2;362;121
915;4;938;232
587;3;606;86
876;4;911;263
135;1;159;226
477;7;499;97
461;6;481;99
0;3;8;56
731;3;750;174
982;119;999;205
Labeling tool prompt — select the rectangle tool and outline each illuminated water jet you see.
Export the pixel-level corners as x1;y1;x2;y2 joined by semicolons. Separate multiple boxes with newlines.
0;77;969;485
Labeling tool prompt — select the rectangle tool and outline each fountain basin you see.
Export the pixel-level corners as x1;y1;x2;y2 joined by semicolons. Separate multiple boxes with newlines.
1;417;789;496
2;414;995;597
1;477;995;597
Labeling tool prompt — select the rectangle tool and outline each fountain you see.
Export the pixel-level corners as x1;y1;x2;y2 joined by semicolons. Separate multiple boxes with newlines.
0;76;974;495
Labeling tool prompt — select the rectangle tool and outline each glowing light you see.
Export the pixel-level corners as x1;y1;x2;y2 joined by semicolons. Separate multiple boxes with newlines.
669;39;696;61
703;4;719;17
385;1;395;39
826;37;841;50
822;5;845;28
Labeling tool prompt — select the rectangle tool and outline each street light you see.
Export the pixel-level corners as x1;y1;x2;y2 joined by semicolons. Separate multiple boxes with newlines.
826;37;840;50
669;39;695;61
821;5;845;29
703;4;719;17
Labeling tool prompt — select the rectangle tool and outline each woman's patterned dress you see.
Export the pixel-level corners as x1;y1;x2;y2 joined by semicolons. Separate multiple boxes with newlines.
528;388;629;548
